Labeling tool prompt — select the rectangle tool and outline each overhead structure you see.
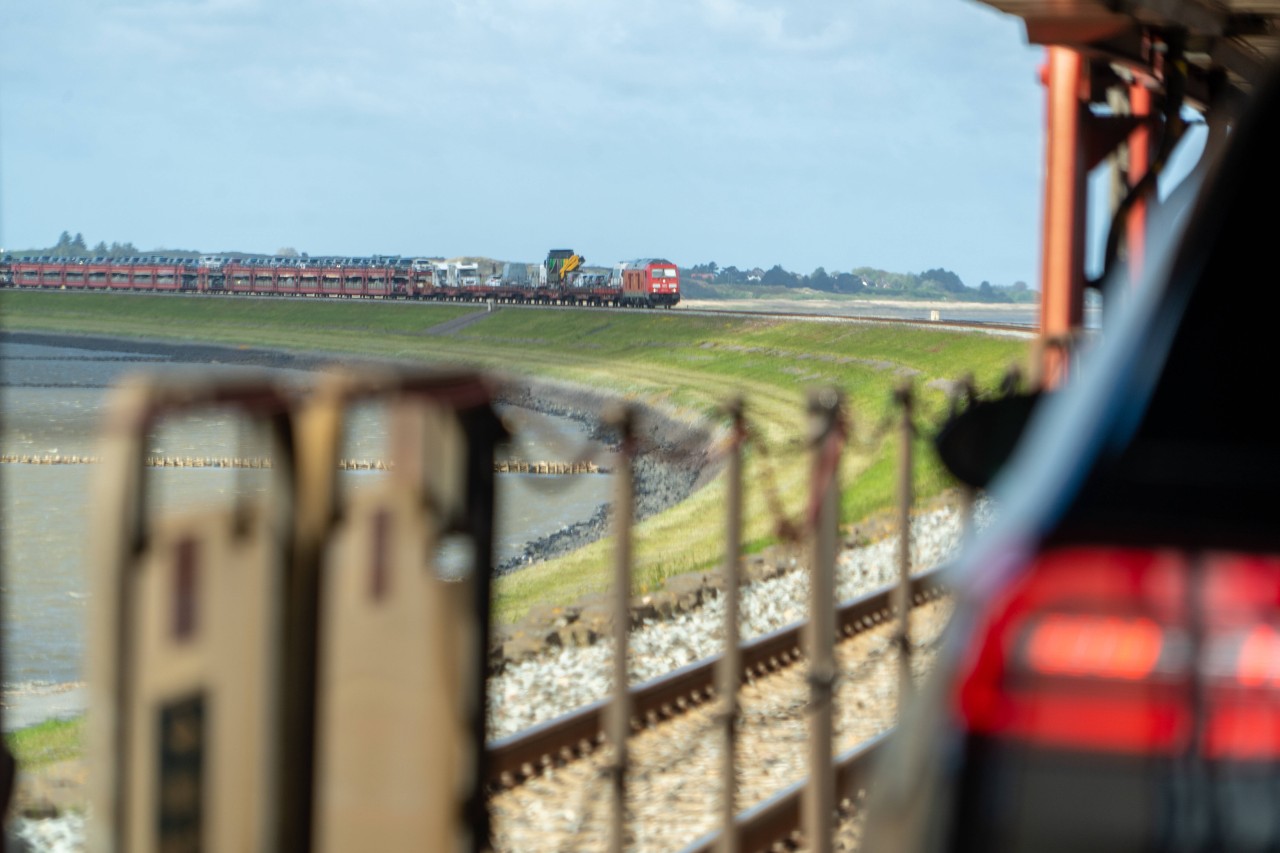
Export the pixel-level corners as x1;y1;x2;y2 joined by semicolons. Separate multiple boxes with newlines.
987;0;1279;94
976;0;1280;384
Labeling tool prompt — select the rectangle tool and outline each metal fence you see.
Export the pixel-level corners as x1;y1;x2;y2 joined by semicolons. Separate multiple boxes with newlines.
81;367;986;852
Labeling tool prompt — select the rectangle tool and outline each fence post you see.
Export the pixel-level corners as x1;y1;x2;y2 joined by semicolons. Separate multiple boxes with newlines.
951;375;977;538
607;405;637;853
459;401;505;853
894;383;914;707
805;388;842;853
719;399;746;853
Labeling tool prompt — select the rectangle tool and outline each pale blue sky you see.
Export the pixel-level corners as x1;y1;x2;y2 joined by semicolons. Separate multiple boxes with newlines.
4;0;1059;286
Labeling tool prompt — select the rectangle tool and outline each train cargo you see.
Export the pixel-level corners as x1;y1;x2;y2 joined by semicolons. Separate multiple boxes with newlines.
0;249;681;308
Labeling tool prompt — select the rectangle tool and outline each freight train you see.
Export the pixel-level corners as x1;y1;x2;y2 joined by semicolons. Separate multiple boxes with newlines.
0;249;681;308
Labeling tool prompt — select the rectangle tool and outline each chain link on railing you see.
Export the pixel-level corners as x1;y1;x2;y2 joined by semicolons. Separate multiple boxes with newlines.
84;363;997;853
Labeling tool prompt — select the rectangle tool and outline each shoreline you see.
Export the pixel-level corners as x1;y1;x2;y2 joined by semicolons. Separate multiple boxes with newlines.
0;328;718;585
2;329;719;733
1;683;86;734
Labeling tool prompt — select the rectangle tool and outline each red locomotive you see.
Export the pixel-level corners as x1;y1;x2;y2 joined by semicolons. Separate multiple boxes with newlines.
617;259;681;308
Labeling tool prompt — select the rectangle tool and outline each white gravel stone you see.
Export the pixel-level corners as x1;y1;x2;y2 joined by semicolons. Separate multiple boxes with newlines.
9;814;86;852
487;502;978;738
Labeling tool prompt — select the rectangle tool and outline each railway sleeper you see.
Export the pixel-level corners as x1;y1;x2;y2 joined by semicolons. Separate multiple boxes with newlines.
487;572;948;797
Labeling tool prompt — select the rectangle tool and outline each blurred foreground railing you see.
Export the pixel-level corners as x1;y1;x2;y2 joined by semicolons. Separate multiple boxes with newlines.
88;371;504;853
82;367;996;852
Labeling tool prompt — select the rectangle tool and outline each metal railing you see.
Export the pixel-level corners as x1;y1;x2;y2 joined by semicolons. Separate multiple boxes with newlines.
80;366;983;852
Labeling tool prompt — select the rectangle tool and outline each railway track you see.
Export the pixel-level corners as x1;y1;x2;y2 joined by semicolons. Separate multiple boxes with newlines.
431;296;1036;336
1;284;1037;337
672;305;1036;336
486;567;950;852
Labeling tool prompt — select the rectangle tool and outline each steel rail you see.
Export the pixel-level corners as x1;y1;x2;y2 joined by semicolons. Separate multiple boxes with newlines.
677;305;1036;334
677;731;891;853
482;300;1037;336
484;566;948;789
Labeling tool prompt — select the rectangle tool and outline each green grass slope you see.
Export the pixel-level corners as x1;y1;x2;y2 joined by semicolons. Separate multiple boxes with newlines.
1;291;1030;621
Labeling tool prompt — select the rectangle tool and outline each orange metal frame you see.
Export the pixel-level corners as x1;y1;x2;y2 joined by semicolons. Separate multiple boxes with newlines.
1039;47;1088;387
1038;49;1156;385
1126;82;1152;287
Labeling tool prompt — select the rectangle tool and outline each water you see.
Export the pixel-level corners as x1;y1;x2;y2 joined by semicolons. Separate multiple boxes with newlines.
0;340;612;691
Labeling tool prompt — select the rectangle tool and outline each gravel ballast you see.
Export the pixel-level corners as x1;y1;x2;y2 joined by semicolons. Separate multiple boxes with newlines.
487;502;972;738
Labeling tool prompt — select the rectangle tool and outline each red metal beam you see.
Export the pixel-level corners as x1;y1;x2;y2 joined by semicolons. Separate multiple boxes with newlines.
1039;47;1088;386
1126;82;1153;287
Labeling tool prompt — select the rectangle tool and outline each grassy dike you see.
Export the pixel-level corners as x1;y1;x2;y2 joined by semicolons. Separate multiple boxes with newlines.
1;291;1030;624
5;718;83;768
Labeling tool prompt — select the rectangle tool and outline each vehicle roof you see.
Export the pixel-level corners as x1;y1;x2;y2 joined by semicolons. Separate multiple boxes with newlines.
623;258;675;267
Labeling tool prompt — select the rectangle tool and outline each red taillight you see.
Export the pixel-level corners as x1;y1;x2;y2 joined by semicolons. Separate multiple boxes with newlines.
1234;624;1280;687
1023;614;1164;680
957;548;1190;753
955;548;1280;758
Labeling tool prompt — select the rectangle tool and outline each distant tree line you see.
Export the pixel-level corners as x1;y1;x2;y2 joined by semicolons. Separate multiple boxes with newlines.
14;231;200;260
682;260;1035;303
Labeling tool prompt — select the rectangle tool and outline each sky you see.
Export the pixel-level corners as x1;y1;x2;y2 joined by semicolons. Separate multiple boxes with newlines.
2;0;1056;287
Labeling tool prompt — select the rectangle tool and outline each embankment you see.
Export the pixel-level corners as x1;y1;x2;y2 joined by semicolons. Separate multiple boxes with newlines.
495;378;719;573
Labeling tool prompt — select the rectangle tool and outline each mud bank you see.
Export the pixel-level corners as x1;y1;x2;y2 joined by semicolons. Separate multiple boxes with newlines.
0;330;720;575
493;378;718;574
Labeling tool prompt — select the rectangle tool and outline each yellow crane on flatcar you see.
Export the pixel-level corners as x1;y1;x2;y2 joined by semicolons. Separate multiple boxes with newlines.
543;249;584;286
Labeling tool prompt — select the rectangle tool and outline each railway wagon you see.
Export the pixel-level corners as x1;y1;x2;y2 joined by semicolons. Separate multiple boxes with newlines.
618;258;681;308
8;260;195;292
3;260;434;299
1;254;679;307
208;262;430;298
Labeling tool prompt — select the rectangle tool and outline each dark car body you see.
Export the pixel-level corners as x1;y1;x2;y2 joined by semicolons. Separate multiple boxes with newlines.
865;66;1280;852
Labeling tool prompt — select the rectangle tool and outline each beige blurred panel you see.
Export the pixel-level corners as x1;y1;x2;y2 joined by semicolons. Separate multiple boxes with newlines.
88;382;149;853
314;486;473;853
88;378;291;853
391;395;467;522
292;378;346;547
123;511;282;853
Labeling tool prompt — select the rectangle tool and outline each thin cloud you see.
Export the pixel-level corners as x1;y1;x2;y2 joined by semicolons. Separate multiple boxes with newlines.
699;0;851;52
3;0;1047;286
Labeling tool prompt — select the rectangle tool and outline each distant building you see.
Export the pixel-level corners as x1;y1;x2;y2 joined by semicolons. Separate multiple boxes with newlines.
747;267;764;282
